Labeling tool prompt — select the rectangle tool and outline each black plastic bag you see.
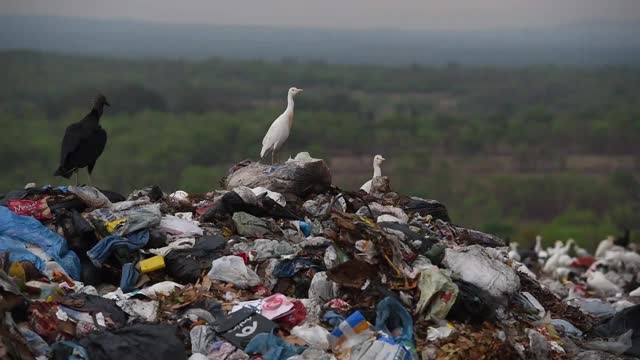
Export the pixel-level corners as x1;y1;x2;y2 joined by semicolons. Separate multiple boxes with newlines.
165;235;227;283
446;280;497;325
61;293;127;327
594;304;640;357
79;324;186;360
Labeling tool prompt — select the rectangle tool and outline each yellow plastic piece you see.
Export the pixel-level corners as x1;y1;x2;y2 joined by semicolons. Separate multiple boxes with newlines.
105;218;127;233
138;255;165;273
9;261;26;286
223;227;233;238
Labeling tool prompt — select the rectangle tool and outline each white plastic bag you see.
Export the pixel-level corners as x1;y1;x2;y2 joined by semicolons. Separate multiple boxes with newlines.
292;324;331;350
207;256;260;288
443;245;520;299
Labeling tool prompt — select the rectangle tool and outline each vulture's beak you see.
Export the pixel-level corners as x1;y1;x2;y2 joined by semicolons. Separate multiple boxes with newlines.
105;101;111;107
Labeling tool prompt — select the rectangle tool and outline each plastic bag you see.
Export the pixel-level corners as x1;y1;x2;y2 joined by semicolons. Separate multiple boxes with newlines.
165;236;226;283
252;187;286;207
442;245;520;299
159;215;203;237
208;255;261;288
291;324;331;350
245;333;305;360
190;325;215;355
375;297;414;344
139;281;184;298
0;206;81;280
585;330;633;355
7;198;53;220
308;272;339;305
79;324;187;360
233;212;270;237
416;267;459;321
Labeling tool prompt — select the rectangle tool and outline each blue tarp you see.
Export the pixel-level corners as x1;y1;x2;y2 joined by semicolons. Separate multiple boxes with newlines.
0;206;81;280
86;229;149;267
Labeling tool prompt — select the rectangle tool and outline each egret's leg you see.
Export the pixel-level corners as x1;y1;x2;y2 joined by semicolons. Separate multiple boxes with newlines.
271;150;275;165
75;171;79;186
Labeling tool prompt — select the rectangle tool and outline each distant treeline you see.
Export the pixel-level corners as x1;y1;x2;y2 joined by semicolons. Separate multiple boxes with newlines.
1;51;638;247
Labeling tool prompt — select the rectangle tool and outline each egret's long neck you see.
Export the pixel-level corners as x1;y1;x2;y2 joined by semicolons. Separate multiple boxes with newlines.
373;163;382;177
286;94;294;112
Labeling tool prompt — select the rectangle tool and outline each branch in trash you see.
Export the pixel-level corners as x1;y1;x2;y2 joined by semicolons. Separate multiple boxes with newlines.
453;226;506;248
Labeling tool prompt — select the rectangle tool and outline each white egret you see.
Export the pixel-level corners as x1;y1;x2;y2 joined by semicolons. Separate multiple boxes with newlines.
360;155;386;193
260;87;304;164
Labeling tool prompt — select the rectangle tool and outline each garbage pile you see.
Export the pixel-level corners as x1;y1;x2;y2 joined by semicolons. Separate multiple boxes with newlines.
1;153;639;360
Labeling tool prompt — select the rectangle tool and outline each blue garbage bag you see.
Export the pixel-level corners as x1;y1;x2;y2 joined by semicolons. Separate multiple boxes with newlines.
86;229;149;267
244;333;305;360
375;296;414;343
272;258;321;278
0;207;81;279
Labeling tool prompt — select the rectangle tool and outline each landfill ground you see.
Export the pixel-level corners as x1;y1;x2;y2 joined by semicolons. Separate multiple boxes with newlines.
1;154;639;360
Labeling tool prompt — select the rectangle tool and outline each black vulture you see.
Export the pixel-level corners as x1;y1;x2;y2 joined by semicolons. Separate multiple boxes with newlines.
54;94;110;185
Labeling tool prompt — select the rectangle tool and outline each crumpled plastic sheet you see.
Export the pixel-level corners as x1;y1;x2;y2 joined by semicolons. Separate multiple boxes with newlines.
0;206;81;279
208;255;261;288
443;245;520;299
190;325;216;355
252;187;286;207
585;330;633;356
252;239;298;260
415;267;459;321
116;299;159;322
233;212;270;237
291;324;331;350
356;202;409;224
160;215;204;237
308;272;339;305
87;204;161;236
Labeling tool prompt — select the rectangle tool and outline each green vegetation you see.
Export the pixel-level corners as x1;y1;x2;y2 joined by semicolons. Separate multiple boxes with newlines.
1;51;638;249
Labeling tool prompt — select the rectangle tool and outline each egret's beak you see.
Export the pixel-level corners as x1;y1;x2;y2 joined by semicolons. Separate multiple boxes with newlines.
297;89;304;93
381;157;386;161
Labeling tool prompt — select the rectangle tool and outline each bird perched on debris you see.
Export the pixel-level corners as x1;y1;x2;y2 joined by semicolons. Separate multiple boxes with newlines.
508;242;521;261
595;235;615;259
260;87;304;164
360;155;386;194
54;94;110;185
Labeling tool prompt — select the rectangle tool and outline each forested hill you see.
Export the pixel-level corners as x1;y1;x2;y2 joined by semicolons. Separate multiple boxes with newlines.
1;51;639;246
1;15;640;66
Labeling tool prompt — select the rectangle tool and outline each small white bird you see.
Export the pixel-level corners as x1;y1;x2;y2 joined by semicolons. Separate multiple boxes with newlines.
360;155;386;193
534;235;549;262
587;271;621;297
508;242;521;261
595;236;615;259
260;87;304;164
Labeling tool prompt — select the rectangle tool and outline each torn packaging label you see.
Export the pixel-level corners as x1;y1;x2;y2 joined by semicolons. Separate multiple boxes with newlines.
213;307;276;348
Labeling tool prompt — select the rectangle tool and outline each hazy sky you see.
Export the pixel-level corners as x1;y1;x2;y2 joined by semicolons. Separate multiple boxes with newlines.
2;0;639;31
